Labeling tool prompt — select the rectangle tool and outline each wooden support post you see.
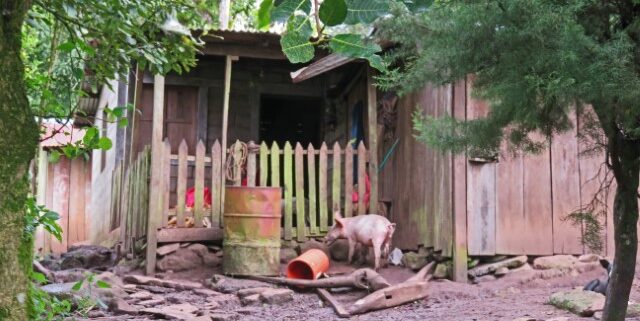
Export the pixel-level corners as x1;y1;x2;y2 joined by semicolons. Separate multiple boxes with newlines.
366;67;379;212
145;74;165;275
452;79;468;282
220;55;233;222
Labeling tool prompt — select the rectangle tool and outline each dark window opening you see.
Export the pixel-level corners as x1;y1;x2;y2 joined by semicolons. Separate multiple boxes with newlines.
259;95;322;148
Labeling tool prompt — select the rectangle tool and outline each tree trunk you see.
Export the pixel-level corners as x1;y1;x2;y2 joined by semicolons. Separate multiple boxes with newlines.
601;136;640;321
0;1;38;320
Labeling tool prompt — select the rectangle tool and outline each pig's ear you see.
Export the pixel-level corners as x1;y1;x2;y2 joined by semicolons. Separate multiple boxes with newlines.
334;217;344;227
333;208;342;219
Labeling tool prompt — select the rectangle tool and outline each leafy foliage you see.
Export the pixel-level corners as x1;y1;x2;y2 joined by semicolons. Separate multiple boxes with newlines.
344;0;389;24
31;273;72;321
23;197;63;242
320;0;348;26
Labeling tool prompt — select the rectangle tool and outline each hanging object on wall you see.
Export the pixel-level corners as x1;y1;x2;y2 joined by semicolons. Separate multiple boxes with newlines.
378;92;398;142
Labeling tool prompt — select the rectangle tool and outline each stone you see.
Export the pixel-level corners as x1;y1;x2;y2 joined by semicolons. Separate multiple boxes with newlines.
210;312;240;321
259;288;294;304
209;275;273;293
128;290;153;301
472;275;496;284
138;285;173;294
494;267;510;277
510;263;533;274
52;269;87;283
468;256;528;278
208;245;222;252
241;293;261;306
204;300;220;309
280;247;299;264
109;298;138;315
123;284;137;293
402;251;430;271
41;279;125;307
141;303;199;320
533;255;578;270
237;287;272;299
548;289;604;316
329;239;350;262
137;297;165;306
156;248;203;272
124;274;203;290
208;293;241;306
59;245;114;270
166;294;185;304
297;239;330;256
96;271;125;289
578;254;599;263
593;311;602;320
193;288;222;297
88;310;107;318
433;263;451;279
203;252;221;267
180;242;191;248
156;243;180;256
188;243;210;258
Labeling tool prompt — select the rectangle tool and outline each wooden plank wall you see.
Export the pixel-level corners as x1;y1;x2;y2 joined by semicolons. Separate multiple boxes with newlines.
38;156;92;254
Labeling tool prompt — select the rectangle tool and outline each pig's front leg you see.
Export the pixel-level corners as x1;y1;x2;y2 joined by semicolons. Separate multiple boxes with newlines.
347;239;356;264
372;240;382;270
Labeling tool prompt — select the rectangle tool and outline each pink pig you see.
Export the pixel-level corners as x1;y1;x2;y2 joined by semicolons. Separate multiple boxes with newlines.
324;209;395;270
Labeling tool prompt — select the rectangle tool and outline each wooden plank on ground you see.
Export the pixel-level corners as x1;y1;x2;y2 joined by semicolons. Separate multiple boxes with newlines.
466;163;496;256
194;140;206;227
162;139;171;227
451;79;467;282
332;142;342;219
357;142;367;215
495;143;524;255
211;140;222;227
177;140;188;228
344;144;353;217
550;111;583;254
284;142;294;240
522;134;554;255
319;143;329;232
157;227;223;243
307;144;318;235
294;143;306;241
248;141;257;187
259;142;268;186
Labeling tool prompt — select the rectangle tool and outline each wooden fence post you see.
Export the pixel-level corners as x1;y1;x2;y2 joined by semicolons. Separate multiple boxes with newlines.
211;140;222;227
307;144;318;235
319;143;328;232
344;144;353;217
259;142;269;187
195;140;206;227
177;140;188;228
332;143;341;220
283;142;293;240
294;143;306;241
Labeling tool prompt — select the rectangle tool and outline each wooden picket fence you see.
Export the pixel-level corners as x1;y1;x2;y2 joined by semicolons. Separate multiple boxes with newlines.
160;139;371;242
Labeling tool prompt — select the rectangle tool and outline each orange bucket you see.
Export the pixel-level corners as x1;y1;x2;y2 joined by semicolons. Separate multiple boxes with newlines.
286;249;330;280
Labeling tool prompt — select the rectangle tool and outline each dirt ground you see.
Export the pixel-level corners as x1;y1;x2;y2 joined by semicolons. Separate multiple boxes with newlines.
81;258;640;321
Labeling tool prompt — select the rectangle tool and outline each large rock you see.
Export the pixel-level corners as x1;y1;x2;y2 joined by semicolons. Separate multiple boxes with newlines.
402;251;430;271
433;263;451;279
59;245;114;270
41;277;126;308
156;248;202;272
52;269;87;283
578;254;599;263
468;256;527;278
237;287;272;299
533;255;577;270
240;293;261;306
188;243;210;258
156;243;180;256
297;239;329;256
548;289;604;316
259;288;294;304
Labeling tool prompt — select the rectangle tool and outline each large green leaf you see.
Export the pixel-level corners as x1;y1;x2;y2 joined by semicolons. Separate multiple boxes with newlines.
286;14;313;38
271;0;311;23
320;0;347;26
329;34;381;57
257;0;274;30
280;32;315;63
344;0;389;24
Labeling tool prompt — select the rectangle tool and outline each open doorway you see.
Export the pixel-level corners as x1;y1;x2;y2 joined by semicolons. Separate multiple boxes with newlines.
259;95;323;147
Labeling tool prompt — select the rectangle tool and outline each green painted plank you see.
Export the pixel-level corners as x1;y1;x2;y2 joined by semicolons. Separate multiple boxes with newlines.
270;142;280;187
307;143;318;235
294;143;306;241
344;144;353;217
332;142;341;222
247;141;257;187
259;142;269;187
283;142;293;241
319;143;328;232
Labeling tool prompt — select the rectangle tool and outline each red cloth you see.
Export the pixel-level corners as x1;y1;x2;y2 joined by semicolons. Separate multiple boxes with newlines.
352;173;371;206
186;187;211;207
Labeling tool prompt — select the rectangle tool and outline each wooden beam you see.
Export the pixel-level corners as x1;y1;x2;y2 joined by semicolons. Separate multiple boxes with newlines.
145;74;165;275
157;227;223;243
220;55;234;220
367;67;379;212
202;43;287;60
290;53;356;83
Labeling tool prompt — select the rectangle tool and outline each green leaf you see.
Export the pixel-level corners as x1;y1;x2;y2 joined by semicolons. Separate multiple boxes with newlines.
72;280;84;291
57;41;76;53
95;280;111;289
329;34;381;57
271;0;311;23
366;54;386;71
98;137;113;150
286;14;312;38
344;0;389;24
32;272;47;284
280;32;315;63
118;118;129;128
42;211;60;221
320;0;347;26
257;0;274;30
49;150;61;164
112;107;126;117
83;127;98;144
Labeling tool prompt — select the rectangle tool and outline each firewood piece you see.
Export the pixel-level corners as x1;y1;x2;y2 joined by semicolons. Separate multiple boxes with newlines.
317;289;350;318
406;261;436;283
244;268;391;291
347;279;431;315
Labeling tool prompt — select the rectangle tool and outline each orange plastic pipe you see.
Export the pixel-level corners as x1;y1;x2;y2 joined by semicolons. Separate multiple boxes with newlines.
287;249;330;280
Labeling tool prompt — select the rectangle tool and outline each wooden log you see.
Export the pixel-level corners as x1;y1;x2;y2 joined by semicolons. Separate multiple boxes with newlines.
259;142;269;187
195;140;206;227
247;141;257;187
332;143;342;221
211;140;222;227
295;143;306;241
344;144;353;217
307;143;318;235
357;142;367;215
347;280;431;315
319;143;329;232
162;139;171;227
284;142;294;240
317;289;350;318
245;268;391;291
177;140;188;228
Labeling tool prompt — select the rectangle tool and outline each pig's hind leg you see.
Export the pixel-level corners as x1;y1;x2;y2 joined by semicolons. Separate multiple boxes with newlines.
372;240;383;270
347;239;356;264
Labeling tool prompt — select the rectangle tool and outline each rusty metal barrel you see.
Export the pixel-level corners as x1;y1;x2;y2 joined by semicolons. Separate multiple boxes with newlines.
223;186;282;275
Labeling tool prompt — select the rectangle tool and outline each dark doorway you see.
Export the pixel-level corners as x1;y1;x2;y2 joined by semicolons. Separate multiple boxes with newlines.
259;95;322;147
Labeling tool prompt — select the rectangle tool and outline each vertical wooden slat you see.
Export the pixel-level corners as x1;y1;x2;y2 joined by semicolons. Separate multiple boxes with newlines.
247;141;257;187
357;142;367;215
35;147;48;254
51;158;71;253
259;142;269;187
344;144;353;217
68;158;86;245
452;79;468;282
523;134;553;255
440;84;454;257
270;142;281;187
146;74;165;275
232;140;243;186
162;139;171;227
294;143;306;241
467;163;497;255
307;144;318;235
177;140;188;227
194;140;206;228
283;142;294;240
496;144;524;254
366;67;379;213
119;166;130;248
332;142;342;219
211;140;222;227
319;143;329;232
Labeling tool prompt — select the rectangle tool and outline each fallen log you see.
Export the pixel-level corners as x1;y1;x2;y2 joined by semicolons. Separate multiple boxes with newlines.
347;277;432;315
244;268;391;291
317;289;350;318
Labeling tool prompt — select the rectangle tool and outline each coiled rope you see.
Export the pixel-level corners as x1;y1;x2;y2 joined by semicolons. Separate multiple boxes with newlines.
225;141;248;182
